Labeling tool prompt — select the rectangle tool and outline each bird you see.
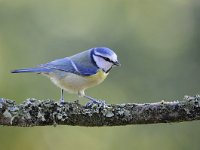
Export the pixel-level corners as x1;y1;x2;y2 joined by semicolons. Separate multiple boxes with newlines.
11;47;120;106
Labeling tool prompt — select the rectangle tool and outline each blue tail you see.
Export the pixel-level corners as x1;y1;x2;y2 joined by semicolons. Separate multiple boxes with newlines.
11;67;51;73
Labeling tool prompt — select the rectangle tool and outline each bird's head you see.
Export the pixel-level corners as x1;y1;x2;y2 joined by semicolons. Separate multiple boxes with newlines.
91;47;121;73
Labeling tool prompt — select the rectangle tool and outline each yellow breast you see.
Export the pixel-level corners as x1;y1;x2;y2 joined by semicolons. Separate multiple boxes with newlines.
86;69;108;81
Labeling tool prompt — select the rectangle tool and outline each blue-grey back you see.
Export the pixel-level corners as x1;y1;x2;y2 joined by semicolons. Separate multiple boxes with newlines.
41;49;99;76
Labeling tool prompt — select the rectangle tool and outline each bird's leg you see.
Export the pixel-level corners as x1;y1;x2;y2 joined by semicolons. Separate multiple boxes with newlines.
60;89;64;103
84;95;106;107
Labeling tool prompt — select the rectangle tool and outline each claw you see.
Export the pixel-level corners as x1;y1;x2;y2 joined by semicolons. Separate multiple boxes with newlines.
86;99;106;108
60;99;65;104
84;95;106;107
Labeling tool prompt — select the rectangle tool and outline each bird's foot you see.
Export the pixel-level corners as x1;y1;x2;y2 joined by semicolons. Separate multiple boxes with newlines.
86;99;106;108
85;96;106;108
60;98;65;104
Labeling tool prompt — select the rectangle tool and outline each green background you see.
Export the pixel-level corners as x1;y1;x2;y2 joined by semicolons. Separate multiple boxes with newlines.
0;0;200;150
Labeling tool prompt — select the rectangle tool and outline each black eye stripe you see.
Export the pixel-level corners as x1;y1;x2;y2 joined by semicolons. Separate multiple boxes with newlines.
94;54;114;63
103;57;115;63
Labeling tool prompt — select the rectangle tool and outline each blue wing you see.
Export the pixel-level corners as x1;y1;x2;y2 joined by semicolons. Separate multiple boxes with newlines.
41;57;98;76
12;49;99;76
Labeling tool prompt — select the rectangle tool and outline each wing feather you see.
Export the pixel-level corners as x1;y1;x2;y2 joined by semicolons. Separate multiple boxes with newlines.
40;56;98;76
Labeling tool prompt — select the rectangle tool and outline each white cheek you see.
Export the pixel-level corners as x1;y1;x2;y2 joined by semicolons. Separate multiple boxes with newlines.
93;56;113;72
100;61;113;71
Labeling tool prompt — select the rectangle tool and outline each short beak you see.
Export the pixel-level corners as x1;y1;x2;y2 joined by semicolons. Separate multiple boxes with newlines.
114;60;121;66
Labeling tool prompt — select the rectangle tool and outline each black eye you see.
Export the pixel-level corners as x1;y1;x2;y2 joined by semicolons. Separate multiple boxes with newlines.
104;57;110;62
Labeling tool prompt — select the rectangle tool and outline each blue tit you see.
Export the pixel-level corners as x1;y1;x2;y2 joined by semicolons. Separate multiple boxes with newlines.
11;47;120;105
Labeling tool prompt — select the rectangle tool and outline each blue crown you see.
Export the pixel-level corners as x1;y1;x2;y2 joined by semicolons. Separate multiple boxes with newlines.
93;47;115;56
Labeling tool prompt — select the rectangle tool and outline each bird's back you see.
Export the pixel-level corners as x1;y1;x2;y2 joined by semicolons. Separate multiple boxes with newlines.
69;49;99;76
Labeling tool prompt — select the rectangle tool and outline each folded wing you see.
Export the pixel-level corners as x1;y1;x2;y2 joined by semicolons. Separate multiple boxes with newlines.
40;57;98;76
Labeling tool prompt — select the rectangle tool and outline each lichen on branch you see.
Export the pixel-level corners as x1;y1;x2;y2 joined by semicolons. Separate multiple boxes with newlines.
0;95;200;127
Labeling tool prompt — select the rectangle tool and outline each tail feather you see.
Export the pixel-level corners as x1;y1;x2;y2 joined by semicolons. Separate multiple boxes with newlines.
11;67;51;73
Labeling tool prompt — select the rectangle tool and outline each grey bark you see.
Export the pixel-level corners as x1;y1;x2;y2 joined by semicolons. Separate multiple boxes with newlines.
0;95;200;127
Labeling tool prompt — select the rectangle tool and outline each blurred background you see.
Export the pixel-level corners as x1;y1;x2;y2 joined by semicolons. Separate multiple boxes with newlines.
0;0;200;150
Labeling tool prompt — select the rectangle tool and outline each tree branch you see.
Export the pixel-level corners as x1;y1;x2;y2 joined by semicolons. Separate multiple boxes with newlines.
0;95;200;127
